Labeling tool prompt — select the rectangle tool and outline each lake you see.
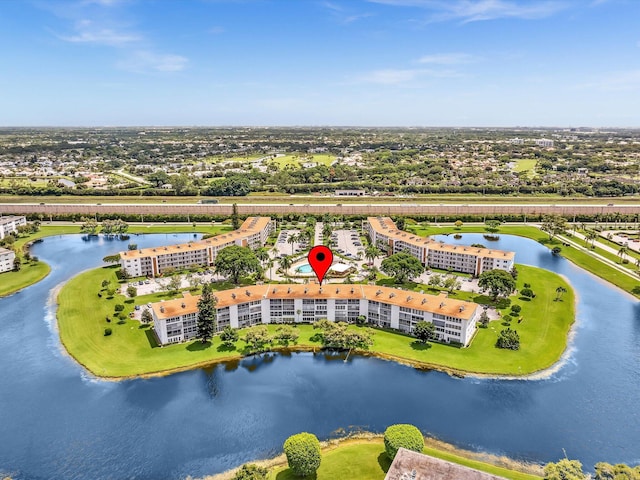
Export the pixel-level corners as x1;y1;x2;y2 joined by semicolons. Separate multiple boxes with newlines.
0;232;638;479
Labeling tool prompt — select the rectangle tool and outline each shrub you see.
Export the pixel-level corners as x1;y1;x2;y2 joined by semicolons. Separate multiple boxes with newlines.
523;283;531;288
496;328;520;350
283;432;321;477
114;304;125;312
520;288;534;298
104;328;112;336
384;424;424;460
510;304;522;314
232;463;268;480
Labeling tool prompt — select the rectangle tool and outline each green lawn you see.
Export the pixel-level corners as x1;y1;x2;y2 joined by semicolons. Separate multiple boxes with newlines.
57;263;573;378
512;159;537;175
0;261;50;297
268;439;541;480
268;153;336;169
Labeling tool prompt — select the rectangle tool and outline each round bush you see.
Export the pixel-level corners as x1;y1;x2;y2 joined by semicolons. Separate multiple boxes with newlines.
283;432;321;477
104;328;112;336
384;424;424;460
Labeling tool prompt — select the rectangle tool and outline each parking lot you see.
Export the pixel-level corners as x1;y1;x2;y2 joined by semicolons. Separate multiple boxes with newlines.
120;270;221;297
275;229;309;257
330;229;364;260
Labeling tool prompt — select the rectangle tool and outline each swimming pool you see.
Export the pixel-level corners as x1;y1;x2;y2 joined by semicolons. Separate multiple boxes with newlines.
296;263;313;273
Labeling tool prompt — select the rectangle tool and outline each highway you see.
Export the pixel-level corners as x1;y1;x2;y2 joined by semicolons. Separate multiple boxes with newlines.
1;202;640;216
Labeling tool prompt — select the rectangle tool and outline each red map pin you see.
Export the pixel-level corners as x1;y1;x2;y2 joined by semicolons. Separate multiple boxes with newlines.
308;245;333;285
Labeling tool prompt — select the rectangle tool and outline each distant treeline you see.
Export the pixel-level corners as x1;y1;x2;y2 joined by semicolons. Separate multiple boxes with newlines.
1;177;638;198
22;212;640;224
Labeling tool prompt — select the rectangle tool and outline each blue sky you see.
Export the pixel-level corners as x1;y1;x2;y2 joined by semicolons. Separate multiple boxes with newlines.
1;0;639;126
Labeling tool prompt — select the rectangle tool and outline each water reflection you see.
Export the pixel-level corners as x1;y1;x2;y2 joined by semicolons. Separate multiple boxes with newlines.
0;233;637;479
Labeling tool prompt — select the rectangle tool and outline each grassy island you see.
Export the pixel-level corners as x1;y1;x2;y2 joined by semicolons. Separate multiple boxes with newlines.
0;260;50;297
56;263;574;379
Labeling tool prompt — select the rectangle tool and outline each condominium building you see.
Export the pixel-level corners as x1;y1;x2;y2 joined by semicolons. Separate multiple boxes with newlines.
535;138;554;147
365;217;515;276
150;284;480;347
0;216;27;240
119;217;274;277
0;247;16;273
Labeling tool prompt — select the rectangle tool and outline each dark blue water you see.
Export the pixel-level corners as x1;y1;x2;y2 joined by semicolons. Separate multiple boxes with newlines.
0;232;639;479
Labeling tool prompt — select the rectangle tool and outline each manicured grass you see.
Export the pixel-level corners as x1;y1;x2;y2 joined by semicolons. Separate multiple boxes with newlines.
270;442;388;480
57;263;573;378
370;265;574;376
512;159;537;175
268;439;541;480
0;261;50;297
268;153;336;169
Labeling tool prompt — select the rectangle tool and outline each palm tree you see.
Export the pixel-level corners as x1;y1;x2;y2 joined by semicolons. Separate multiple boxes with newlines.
586;230;597;248
617;244;629;263
555;286;567;301
255;247;269;265
322;223;333;243
365;244;381;265
287;233;297;255
279;255;293;275
266;258;275;282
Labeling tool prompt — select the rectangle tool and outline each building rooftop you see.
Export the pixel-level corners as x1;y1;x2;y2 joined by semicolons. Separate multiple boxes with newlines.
0;216;26;225
367;217;515;260
151;284;478;321
0;247;15;255
384;448;508;480
120;217;271;260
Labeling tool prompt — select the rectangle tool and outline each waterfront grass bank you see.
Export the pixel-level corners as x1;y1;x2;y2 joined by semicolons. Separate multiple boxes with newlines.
202;435;543;480
56;263;574;379
409;224;640;298
1;223;232;297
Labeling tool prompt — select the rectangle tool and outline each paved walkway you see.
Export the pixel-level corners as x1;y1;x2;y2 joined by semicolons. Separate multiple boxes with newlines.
554;229;639;280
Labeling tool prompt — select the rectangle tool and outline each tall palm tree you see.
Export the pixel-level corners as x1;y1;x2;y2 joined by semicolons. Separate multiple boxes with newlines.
279;255;293;275
322;223;333;243
287;233;297;255
555;286;567;301
617;244;629;263
266;258;275;282
365;244;381;266
255;247;269;265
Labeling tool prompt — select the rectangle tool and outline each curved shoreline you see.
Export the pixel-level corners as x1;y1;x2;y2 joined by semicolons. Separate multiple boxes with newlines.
200;432;544;480
55;262;577;382
55;328;575;384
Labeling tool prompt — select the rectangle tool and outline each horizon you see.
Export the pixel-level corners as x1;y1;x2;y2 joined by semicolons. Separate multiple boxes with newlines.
3;0;640;127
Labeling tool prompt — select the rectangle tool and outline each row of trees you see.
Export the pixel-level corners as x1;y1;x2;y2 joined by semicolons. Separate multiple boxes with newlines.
544;458;640;480
80;217;128;236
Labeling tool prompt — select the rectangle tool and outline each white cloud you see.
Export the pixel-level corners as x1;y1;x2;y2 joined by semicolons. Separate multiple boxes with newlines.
118;51;189;73
355;67;463;84
59;20;140;46
322;1;374;24
81;0;127;6
366;0;567;23
417;52;476;64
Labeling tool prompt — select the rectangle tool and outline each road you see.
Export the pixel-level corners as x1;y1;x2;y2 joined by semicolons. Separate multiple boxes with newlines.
1;202;640;217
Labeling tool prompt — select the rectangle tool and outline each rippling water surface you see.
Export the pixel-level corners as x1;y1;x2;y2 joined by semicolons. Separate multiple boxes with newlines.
0;232;638;479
